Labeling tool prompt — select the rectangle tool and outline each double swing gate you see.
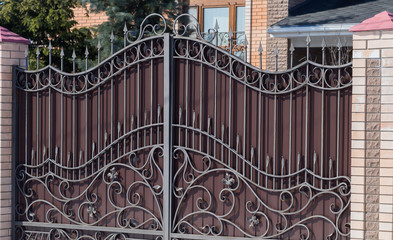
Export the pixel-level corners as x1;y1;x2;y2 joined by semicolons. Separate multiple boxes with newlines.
13;14;352;240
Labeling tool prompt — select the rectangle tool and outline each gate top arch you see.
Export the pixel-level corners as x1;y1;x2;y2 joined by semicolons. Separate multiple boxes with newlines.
15;13;352;96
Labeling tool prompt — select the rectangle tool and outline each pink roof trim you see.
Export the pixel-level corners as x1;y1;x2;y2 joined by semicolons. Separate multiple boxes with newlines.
350;11;393;32
0;26;30;44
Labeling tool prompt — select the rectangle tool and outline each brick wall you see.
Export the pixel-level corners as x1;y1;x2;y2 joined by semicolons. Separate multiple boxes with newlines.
73;5;108;28
246;0;268;67
266;0;288;70
351;29;393;240
0;41;28;240
246;0;288;69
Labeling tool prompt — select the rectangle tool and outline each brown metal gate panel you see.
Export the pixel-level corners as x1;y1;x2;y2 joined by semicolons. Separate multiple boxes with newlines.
170;37;351;239
15;37;166;239
13;14;352;240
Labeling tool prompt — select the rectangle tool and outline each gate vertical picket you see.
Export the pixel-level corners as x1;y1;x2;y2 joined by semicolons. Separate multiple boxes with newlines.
163;33;174;240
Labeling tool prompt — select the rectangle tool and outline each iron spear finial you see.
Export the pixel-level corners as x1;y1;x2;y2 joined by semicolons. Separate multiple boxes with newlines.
337;37;342;50
85;46;89;58
289;42;295;53
123;22;128;34
110;31;115;42
306;35;311;46
60;47;64;58
72;49;76;60
258;41;263;54
321;38;326;50
274;43;279;57
214;19;219;31
97;39;102;50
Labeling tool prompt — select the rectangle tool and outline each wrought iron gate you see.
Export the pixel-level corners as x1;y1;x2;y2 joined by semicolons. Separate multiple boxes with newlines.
13;14;352;240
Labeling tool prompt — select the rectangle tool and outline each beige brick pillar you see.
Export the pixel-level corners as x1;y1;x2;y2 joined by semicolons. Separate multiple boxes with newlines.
0;28;29;239
350;11;393;240
266;0;288;70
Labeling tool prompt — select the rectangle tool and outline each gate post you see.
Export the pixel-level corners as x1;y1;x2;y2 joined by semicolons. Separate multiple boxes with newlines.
0;27;29;240
163;33;174;240
350;11;393;240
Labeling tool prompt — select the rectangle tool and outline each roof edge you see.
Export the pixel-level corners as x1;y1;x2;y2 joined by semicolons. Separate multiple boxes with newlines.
0;26;30;45
350;11;393;32
268;24;355;38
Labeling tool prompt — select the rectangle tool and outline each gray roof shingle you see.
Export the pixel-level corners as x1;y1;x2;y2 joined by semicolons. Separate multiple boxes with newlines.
273;0;393;27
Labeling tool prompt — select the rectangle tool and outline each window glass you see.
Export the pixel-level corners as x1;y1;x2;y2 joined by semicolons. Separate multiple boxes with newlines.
203;7;229;32
188;6;198;20
236;6;245;32
234;6;246;60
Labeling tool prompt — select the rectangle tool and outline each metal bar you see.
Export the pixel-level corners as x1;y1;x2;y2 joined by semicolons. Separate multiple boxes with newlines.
288;44;294;188
185;41;189;148
48;43;52;166
243;63;247;177
236;135;239;172
171;232;258;240
157;106;160;144
199;49;203;152
60;50;64;178
72;52;76;180
193;112;196;149
125;33;128;154
85;49;89;178
150;40;153;146
163;33;174;240
321;42;326;188
25;69;28;176
228;58;232;168
221;124;225;163
12;65;18;239
111;35;114;166
16;222;164;236
258;43;263;184
214;48;217;158
48;67;52;173
144;111;147;146
179;107;182;144
36;72;39;177
336;44;342;183
97;42;101;171
257;78;261;185
137;50;140;149
305;36;310;183
36;47;40;70
273;46;278;189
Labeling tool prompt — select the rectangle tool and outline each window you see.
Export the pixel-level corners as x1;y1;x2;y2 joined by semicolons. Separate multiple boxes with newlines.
188;6;198;20
236;6;245;32
187;3;246;58
203;7;230;33
187;4;245;34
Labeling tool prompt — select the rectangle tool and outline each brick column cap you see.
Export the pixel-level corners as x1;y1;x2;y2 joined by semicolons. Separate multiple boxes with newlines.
350;11;393;32
0;26;30;45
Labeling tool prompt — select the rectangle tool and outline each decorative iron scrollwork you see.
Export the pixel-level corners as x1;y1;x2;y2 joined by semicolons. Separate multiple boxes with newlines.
172;147;350;239
16;146;164;232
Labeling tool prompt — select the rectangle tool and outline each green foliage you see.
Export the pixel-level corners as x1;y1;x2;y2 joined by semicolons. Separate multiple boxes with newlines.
0;0;95;71
81;0;183;60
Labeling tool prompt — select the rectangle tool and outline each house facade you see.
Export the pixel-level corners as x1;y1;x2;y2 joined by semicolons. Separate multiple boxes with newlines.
73;0;307;70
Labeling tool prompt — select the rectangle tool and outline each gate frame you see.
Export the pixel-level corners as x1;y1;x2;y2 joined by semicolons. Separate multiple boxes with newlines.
163;33;174;240
8;13;355;240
